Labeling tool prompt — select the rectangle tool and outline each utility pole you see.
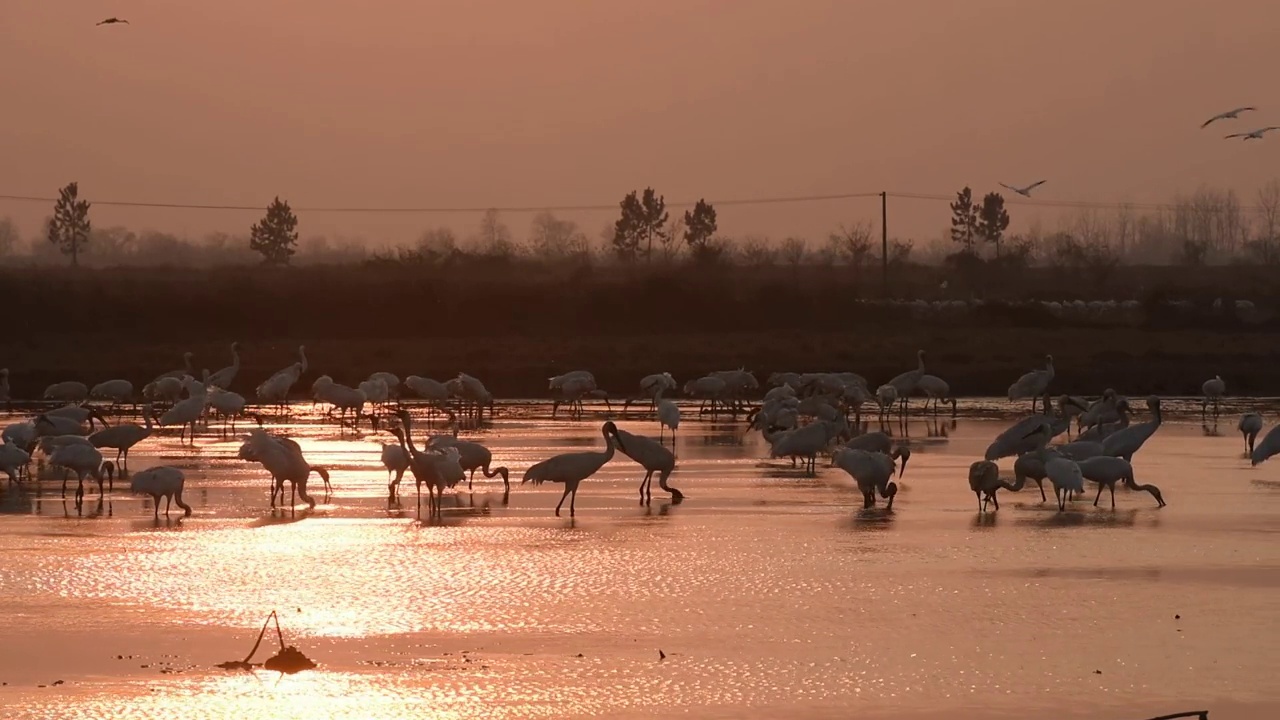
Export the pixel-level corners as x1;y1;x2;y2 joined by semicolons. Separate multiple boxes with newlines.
880;191;888;297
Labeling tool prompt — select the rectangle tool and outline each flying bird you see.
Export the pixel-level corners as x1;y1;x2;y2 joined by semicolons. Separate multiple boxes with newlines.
1201;107;1255;128
1225;127;1280;141
97;17;129;25
999;180;1047;198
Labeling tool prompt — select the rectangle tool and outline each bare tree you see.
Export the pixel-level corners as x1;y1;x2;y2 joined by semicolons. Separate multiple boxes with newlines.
0;217;20;259
780;236;806;274
738;235;778;267
474;209;514;257
827;221;874;269
1254;179;1280;264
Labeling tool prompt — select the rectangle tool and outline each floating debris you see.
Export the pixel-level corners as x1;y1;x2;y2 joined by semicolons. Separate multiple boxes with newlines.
659;650;666;661
216;610;316;675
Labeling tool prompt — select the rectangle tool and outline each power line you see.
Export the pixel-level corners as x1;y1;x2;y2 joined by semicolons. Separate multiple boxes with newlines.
1;188;1269;214
887;191;1270;213
0;190;883;214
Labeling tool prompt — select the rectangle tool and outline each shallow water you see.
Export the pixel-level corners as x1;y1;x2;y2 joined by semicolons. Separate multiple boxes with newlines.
1;399;1279;719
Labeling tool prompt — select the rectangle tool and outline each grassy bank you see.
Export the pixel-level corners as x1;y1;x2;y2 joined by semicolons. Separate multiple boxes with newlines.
2;263;1278;398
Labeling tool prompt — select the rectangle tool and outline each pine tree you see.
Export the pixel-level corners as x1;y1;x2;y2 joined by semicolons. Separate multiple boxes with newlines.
249;197;299;265
47;182;92;266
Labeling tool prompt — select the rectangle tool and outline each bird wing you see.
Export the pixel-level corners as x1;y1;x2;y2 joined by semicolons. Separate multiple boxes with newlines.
1224;133;1245;139
998;182;1017;192
1025;180;1046;191
1201;113;1227;128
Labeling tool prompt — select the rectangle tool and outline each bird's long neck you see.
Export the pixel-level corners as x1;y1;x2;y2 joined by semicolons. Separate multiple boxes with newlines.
1124;475;1162;502
173;487;193;515
231;347;240;369
298;348;308;374
1000;473;1026;492
599;429;617;465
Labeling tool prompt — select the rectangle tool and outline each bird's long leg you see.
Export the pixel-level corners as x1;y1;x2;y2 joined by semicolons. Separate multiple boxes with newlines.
556;486;571;516
976;491;983;513
569;487;577;517
1035;479;1046;503
1108;483;1116;509
1093;484;1104;507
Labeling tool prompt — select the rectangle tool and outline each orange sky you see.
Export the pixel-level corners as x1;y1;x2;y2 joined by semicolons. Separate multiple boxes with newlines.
0;0;1276;247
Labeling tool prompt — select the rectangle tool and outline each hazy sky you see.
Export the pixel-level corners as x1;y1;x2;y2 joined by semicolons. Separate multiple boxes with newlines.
1;0;1276;248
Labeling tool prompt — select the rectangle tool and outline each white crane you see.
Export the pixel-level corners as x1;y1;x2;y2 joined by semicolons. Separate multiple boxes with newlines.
206;342;241;390
656;399;680;445
256;345;307;408
450;373;494;419
239;428;329;509
831;446;909;510
843;431;893;454
312;376;367;425
386;425;447;512
404;375;451;415
884;350;927;418
90;379;134;407
1224;127;1279;141
2;420;37;452
208;388;251;432
143;376;185;406
1043;451;1084;511
999;180;1047;197
1201;375;1225;420
367;372;401;399
1102;396;1163;462
522;421;624;517
45;404;110;429
632;372;678;410
159;392;206;444
34;413;100;438
402;410;510;494
1250;422;1280;467
130;466;194;518
88;404;155;466
1201;106;1256;128
44;381;89;403
1076;456;1165;509
769;417;848;475
152;352;195;384
967;460;1027;512
551;372;600;419
1239;412;1264;455
983;395;1068;460
381;442;409;500
875;384;898;423
0;438;32;483
915;374;956;416
612;426;683;504
683;376;727;414
1008;355;1054;412
48;443;115;500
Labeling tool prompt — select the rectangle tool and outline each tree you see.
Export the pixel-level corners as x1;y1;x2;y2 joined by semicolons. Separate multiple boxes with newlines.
612;187;669;262
828;222;874;269
249;196;299;265
528;212;587;261
683;199;718;250
949;186;978;254
780;236;806;270
975;192;1010;256
0;217;19;259
47;182;92;266
474;209;514;258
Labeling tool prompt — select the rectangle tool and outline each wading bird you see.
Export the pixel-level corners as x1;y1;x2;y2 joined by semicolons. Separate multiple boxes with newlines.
832;446;909;510
1076;456;1165;508
522;421;624;517
1102;396;1163;462
1201;375;1225;420
48;443;115;500
612;426;684;505
130;466;193;518
656;399;680;445
1008;355;1054;412
967;460;1026;512
1044;451;1084;511
88;404;155;466
916;374;957;416
1239;412;1264;455
207;342;241;390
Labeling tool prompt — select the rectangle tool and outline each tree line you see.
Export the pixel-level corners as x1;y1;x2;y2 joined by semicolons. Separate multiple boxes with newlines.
3;180;1278;270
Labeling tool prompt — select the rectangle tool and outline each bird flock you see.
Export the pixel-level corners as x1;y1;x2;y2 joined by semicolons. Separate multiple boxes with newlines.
0;345;1276;521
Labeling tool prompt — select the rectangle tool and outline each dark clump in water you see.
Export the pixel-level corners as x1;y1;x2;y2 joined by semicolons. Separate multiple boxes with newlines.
216;610;316;674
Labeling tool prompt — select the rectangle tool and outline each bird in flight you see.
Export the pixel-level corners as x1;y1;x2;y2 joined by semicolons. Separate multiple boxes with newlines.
1201;107;1256;129
96;17;129;26
999;180;1047;198
1225;127;1280;141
